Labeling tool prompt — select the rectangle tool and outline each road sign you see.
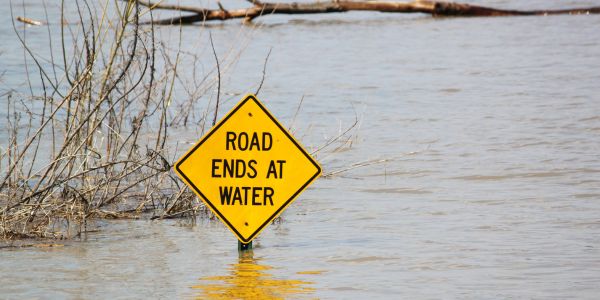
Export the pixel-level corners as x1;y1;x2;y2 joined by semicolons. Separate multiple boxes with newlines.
174;94;321;243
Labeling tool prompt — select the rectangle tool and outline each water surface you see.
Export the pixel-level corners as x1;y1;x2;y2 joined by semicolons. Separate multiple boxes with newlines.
1;0;600;298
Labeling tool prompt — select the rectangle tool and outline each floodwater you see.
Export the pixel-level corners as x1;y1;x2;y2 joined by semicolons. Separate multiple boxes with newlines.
2;0;600;298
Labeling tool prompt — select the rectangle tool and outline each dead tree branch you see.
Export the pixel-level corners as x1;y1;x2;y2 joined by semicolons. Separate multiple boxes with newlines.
132;0;600;24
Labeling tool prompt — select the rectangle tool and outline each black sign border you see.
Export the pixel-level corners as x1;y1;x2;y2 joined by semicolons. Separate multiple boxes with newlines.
175;94;322;244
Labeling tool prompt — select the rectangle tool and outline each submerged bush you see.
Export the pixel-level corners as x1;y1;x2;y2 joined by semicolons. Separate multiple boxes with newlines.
0;1;209;239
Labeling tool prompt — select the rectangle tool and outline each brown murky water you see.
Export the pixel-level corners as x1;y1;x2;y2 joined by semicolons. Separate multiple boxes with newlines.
2;0;600;298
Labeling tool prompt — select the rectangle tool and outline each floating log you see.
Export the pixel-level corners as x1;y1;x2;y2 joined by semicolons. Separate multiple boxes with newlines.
132;0;600;25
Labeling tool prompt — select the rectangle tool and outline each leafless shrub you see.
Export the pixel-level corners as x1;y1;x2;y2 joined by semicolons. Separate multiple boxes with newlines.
0;0;211;239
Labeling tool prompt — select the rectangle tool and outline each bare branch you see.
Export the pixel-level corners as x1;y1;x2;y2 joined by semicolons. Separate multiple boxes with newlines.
131;0;600;24
255;47;272;96
16;16;44;26
217;1;227;13
133;0;209;14
210;32;221;127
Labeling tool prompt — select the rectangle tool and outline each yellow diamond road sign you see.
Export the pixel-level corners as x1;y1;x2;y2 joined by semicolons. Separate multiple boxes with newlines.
174;94;321;243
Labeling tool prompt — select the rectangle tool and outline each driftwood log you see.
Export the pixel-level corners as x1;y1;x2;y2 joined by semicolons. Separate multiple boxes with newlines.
134;0;600;25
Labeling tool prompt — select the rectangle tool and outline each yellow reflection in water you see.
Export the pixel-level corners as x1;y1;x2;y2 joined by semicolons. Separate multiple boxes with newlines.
193;251;317;299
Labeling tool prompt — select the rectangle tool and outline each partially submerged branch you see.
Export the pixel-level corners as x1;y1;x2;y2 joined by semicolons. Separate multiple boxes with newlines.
133;0;600;24
16;16;45;26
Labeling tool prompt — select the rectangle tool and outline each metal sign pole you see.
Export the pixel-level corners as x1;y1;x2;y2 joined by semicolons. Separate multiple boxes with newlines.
238;241;253;251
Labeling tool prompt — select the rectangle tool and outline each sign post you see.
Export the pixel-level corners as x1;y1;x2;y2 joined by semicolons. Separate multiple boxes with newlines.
174;94;321;247
238;241;252;251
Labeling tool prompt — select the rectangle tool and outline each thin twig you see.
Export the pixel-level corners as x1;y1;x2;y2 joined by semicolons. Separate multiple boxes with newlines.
255;47;272;96
210;32;221;127
323;158;390;178
288;94;304;131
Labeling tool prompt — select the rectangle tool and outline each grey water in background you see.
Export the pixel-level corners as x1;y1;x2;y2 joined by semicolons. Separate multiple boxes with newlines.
1;0;600;298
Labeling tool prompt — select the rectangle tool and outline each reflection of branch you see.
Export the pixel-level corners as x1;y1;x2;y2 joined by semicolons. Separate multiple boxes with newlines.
132;0;600;24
